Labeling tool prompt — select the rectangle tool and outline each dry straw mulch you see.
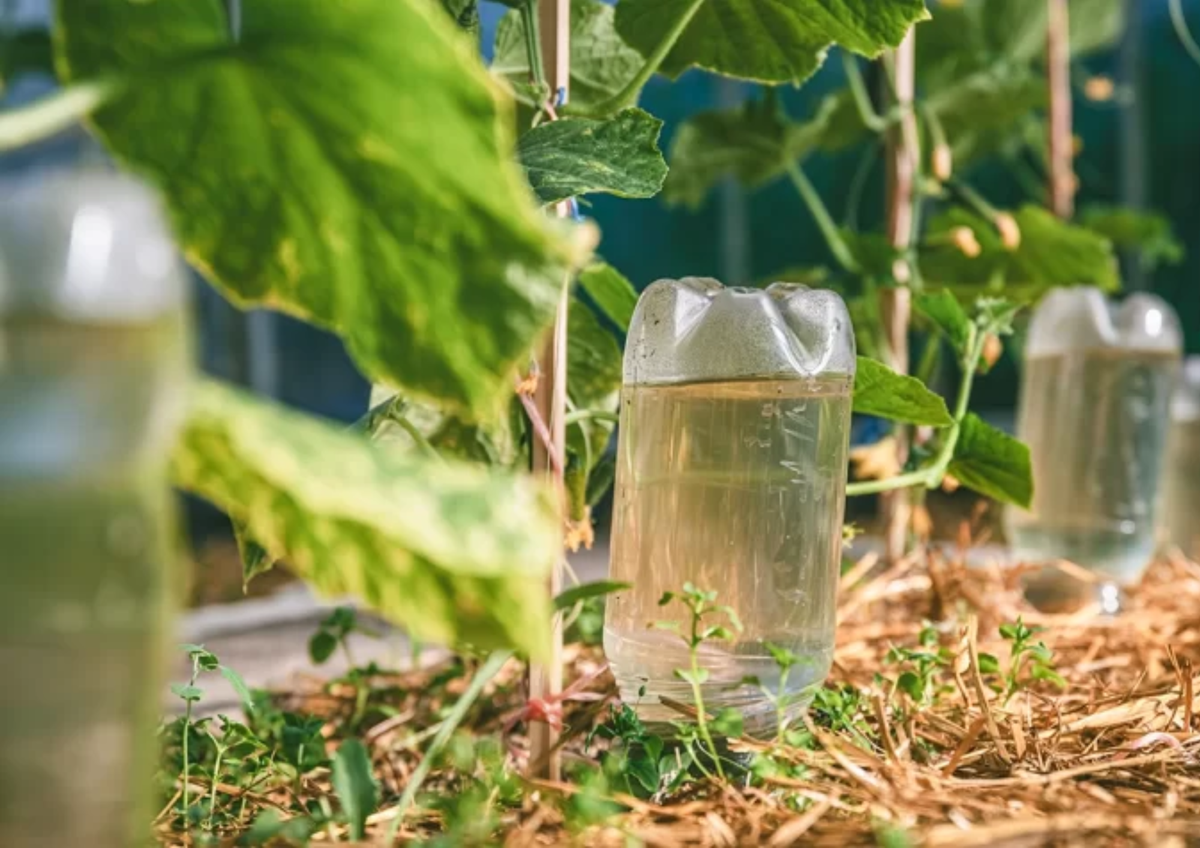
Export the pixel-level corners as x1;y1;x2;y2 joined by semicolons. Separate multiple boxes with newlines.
169;529;1200;847
504;545;1200;847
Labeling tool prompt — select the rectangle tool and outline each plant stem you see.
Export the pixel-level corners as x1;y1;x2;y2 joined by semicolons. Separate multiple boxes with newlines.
568;0;705;117
843;138;882;230
841;52;888;133
915;335;942;389
385;650;512;842
1046;0;1075;218
687;639;725;780
1170;0;1200;69
785;161;861;275
920;102;949;166
207;738;225;832
352;397;443;461
949;179;1004;224
775;667;791;742
390;414;442;462
181;658;198;822
0;78;117;153
845;328;984;499
845;467;937;497
563;409;619;426
520;0;547;88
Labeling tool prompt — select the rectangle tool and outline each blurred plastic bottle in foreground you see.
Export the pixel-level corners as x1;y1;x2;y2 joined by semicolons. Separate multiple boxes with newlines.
0;170;190;847
1163;357;1200;560
1007;287;1180;612
604;279;856;737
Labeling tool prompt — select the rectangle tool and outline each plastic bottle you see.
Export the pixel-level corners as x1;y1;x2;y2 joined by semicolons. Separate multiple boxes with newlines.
603;279;856;736
1163;357;1200;560
1006;287;1181;612
0;170;190;847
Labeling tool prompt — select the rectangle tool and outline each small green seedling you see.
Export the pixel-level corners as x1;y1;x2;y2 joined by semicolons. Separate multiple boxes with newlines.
308;606;379;667
884;624;954;708
171;645;255;826
996;618;1066;701
656;583;743;780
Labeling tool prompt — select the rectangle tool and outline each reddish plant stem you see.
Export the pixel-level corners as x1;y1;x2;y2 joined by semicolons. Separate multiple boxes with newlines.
881;29;918;562
1047;0;1075;218
526;0;571;786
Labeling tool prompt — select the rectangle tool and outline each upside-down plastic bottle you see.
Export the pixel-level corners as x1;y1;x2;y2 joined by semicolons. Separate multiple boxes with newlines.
1163;357;1200;560
1006;286;1181;612
603;279;856;737
0;170;190;847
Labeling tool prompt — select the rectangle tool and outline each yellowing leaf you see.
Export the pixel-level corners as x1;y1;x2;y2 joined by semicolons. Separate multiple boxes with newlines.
616;0;929;84
56;0;579;418
172;380;559;657
519;108;668;204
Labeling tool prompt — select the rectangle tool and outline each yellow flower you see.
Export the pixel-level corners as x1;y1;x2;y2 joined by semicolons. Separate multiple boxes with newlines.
850;436;902;482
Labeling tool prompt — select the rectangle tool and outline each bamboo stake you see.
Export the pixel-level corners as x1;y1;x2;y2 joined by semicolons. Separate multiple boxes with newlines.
527;0;570;784
881;30;918;562
1047;0;1076;218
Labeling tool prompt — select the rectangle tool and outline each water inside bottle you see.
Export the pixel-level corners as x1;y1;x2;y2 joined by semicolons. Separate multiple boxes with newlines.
0;317;184;848
1008;347;1177;608
604;375;852;736
1164;418;1200;560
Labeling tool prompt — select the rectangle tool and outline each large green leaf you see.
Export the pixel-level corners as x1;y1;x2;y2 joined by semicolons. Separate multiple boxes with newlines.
668;61;1038;210
922;205;1118;295
493;0;646;112
567;300;622;467
665;94;838;208
949;413;1033;508
1067;0;1125;56
982;0;1124;63
568;302;624;410
852;356;953;427
615;0;929;84
578;262;638;331
566;300;623;518
924;64;1045;165
440;0;481;39
821;63;1044;166
1078;205;1185;273
172;380;558;657
363;386;521;468
915;290;972;356
56;0;580;419
917;4;989;88
518;108;667;204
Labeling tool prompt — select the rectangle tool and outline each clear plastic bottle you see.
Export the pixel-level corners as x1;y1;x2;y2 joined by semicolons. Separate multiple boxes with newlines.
1163;357;1200;560
1007;287;1181;611
603;279;856;736
0;171;190;847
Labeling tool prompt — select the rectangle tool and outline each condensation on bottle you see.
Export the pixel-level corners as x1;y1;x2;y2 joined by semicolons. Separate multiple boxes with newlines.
1006;286;1181;612
0;170;191;847
603;278;856;737
1163;357;1200;560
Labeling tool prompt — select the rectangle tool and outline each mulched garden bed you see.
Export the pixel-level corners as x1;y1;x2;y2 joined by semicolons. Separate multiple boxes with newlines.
157;525;1200;847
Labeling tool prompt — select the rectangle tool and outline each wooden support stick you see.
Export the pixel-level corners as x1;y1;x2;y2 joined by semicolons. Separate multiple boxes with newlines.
528;0;570;784
1047;0;1076;219
881;29;918;563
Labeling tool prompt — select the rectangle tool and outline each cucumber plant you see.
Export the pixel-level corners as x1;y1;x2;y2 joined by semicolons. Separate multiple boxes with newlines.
0;0;1180;653
663;0;1183;511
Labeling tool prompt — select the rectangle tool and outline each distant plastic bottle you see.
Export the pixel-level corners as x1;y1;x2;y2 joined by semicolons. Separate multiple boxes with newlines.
1007;287;1181;612
1163;357;1200;560
0;171;190;847
603;279;856;736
